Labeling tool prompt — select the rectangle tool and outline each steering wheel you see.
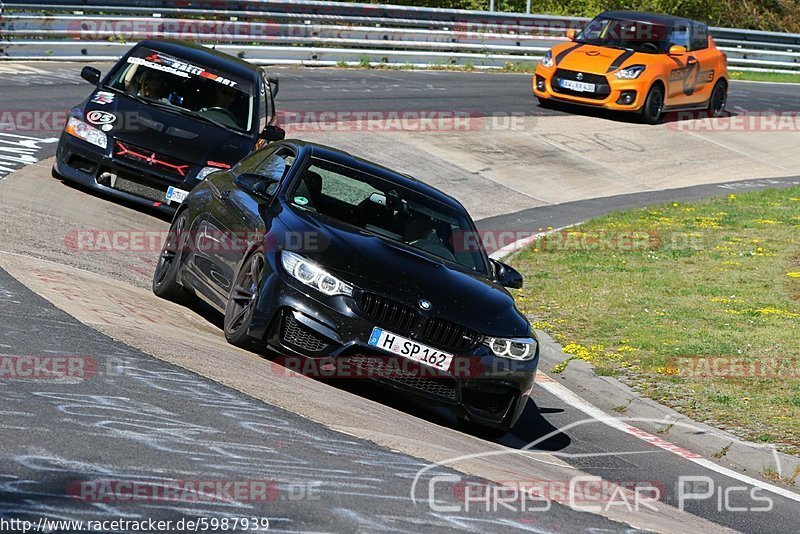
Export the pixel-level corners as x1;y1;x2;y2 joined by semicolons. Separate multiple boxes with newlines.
200;106;238;120
641;42;660;53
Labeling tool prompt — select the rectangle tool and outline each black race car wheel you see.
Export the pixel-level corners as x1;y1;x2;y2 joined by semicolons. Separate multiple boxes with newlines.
708;79;728;117
152;211;193;303
224;252;265;348
640;83;665;125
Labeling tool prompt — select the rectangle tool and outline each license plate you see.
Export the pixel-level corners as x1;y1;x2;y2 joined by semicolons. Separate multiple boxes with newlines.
560;79;596;92
368;327;453;371
165;186;189;204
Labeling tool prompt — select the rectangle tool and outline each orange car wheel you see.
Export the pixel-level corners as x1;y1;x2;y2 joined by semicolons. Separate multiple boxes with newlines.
640;83;665;125
708;80;728;117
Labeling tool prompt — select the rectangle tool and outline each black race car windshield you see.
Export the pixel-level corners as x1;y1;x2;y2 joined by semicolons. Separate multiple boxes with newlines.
290;158;490;275
576;17;668;54
107;47;256;133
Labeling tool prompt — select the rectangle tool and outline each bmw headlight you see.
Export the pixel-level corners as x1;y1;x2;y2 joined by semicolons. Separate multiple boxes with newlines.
541;50;554;68
65;117;108;149
484;337;538;361
281;251;354;297
615;65;646;79
197;166;224;181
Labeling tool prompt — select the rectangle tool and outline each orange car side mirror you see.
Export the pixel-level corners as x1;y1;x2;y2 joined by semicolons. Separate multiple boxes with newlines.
565;28;578;40
669;45;688;56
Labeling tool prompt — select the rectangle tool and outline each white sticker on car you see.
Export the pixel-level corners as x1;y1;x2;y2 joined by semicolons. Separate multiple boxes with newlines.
86;110;116;126
91;91;115;105
165;186;189;204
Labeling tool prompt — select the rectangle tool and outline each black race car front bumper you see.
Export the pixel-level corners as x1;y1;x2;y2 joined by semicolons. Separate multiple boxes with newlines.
246;265;539;432
53;133;202;215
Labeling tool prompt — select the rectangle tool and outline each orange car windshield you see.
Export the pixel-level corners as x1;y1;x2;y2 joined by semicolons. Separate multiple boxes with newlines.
577;18;668;54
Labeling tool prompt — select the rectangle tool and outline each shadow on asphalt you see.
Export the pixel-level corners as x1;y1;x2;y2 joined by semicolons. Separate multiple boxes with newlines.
540;100;736;125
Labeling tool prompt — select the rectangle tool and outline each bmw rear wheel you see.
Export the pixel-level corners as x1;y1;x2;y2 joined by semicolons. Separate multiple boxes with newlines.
224;252;265;348
640;84;665;125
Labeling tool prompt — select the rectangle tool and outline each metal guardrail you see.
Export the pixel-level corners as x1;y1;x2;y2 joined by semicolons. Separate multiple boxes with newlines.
2;0;800;72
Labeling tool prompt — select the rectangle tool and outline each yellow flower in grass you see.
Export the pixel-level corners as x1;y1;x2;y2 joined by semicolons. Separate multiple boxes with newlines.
788;272;800;279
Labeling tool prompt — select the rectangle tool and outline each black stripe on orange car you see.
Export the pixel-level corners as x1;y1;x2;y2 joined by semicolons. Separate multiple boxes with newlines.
555;44;584;66
606;50;636;73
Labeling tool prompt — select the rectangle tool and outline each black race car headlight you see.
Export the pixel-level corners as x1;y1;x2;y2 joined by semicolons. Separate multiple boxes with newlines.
615;65;646;80
541;50;554;68
197;166;224;181
281;251;354;297
484;337;538;361
65;117;108;149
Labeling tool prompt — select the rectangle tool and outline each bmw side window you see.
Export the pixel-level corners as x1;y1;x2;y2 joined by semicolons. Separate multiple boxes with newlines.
254;149;295;195
691;24;709;51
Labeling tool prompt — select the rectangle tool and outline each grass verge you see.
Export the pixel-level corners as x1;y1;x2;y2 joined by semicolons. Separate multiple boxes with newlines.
730;71;800;84
509;187;800;454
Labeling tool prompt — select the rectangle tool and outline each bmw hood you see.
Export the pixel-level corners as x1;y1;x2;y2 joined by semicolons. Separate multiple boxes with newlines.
80;89;254;166
275;209;530;338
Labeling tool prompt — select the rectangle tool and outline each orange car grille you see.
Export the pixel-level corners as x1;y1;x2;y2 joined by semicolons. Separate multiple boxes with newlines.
552;69;611;100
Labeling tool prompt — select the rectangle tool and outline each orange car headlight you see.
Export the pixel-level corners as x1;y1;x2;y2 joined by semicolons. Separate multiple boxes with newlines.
614;65;647;80
540;50;554;69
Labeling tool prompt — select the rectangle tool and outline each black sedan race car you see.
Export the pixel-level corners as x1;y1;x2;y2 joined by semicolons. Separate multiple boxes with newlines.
152;140;539;434
53;39;285;215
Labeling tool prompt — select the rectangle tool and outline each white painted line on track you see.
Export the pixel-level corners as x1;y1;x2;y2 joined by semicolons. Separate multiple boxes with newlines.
534;371;800;503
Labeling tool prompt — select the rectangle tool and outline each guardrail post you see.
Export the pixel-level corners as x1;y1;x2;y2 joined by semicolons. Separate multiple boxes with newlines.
489;0;495;12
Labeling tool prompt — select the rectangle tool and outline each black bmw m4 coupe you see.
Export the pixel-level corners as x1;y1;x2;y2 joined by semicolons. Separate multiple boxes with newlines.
152;140;538;434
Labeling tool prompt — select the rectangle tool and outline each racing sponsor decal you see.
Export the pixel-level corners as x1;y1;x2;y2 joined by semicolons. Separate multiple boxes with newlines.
86;110;116;126
669;57;713;96
90;91;115;105
128;51;238;87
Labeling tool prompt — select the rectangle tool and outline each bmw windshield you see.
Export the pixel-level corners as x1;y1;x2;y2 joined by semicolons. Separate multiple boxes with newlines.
576;17;668;54
106;47;256;133
289;157;491;275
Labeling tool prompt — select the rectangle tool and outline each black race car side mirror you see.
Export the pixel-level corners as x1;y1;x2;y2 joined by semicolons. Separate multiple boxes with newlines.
259;125;286;142
491;259;524;289
81;66;101;85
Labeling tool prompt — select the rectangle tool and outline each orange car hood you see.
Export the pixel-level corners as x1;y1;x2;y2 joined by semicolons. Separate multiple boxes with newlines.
552;42;643;74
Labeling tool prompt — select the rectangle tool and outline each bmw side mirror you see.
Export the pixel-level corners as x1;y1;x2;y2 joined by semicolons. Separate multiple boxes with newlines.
81;66;101;85
234;173;278;200
491;259;524;289
565;28;578;41
259;125;286;142
668;45;688;56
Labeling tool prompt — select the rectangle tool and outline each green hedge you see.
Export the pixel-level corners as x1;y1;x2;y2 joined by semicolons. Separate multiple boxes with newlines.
349;0;800;33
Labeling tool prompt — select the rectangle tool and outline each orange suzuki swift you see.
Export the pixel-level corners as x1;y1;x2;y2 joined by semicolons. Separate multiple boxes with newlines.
534;11;728;124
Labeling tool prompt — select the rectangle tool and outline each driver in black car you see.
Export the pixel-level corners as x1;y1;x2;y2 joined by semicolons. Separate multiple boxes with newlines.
137;69;167;102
